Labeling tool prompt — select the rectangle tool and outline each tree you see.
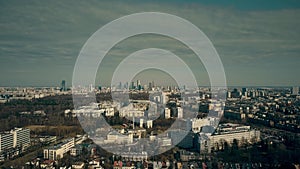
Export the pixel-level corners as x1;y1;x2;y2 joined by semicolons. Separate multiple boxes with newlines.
224;141;229;152
232;139;239;151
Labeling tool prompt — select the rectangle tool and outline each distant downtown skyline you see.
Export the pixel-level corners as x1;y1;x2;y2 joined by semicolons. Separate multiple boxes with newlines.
0;0;300;87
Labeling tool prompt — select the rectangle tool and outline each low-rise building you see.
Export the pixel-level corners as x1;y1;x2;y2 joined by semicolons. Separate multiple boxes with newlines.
103;131;133;144
177;107;183;118
198;123;260;154
70;145;83;156
43;138;75;160
191;117;219;133
224;110;246;120
146;120;153;128
164;108;171;119
119;103;146;118
89;159;104;169
158;137;172;147
72;162;85;169
38;136;57;144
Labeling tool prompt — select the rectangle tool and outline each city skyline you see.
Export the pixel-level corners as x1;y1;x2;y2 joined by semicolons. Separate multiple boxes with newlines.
0;0;300;87
1;1;300;168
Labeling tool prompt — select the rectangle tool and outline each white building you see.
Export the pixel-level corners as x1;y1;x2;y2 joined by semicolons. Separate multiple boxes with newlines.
177;107;183;119
89;159;103;169
119;110;144;117
119;151;148;162
119;104;145;118
191;117;219;133
158;137;172;147
103;131;133;144
164;108;171;119
153;96;160;103
0;132;13;152
66;102;116;118
72;162;85;169
44;138;75;160
198;123;260;154
139;119;144;128
0;128;30;153
161;92;168;104
147;120;153;128
75;134;88;145
11;128;30;148
105;107;115;117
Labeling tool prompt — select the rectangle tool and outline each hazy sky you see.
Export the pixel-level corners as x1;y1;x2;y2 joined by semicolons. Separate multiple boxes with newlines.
0;0;300;87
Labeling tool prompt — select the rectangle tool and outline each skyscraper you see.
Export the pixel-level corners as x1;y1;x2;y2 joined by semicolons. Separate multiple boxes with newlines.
131;81;135;90
137;80;141;86
161;92;168;104
137;80;141;90
149;82;152;90
124;82;128;89
61;80;66;91
242;87;247;96
89;84;94;92
118;82;122;89
292;86;299;95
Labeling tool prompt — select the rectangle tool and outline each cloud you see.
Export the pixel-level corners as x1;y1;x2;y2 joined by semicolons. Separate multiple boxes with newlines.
0;0;299;86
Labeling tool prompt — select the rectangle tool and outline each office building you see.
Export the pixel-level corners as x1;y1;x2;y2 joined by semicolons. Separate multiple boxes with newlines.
292;86;299;95
137;80;141;90
61;80;66;91
131;82;135;90
149;82;153;90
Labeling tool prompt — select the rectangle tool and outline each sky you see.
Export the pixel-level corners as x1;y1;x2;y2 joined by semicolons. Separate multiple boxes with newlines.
0;0;300;87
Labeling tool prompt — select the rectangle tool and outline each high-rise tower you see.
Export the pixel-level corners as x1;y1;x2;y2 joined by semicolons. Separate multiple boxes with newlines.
61;80;66;91
292;86;299;95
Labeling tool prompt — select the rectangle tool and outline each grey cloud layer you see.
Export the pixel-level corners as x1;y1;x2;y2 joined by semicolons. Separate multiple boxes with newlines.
0;0;299;86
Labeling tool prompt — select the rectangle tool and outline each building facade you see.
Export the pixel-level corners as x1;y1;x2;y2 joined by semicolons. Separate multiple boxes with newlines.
0;132;14;152
198;123;261;154
0;128;30;153
11;128;30;148
164;108;171;119
44;138;75;160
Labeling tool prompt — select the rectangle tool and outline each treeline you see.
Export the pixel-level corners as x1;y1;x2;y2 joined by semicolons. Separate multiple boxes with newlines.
0;95;76;132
